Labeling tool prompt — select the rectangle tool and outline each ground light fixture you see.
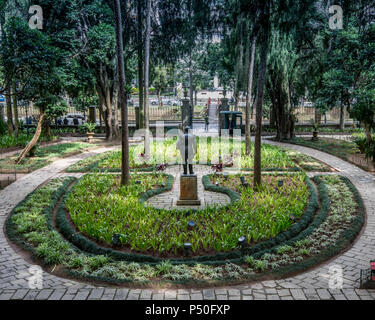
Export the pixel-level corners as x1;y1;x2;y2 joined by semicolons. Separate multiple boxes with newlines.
240;176;249;188
183;243;192;256
188;221;195;229
112;233;121;246
238;236;248;248
278;180;284;187
135;180;141;184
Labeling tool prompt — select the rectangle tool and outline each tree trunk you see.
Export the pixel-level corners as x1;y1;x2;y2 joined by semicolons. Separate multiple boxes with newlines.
365;124;372;143
137;0;144;130
245;37;257;155
112;80;120;139
158;90;162;106
114;0;130;186
5;83;13;134
16;110;45;163
143;0;151;155
105;87;113;140
253;26;270;188
189;52;194;124
43;117;51;138
12;81;19;136
339;100;345;132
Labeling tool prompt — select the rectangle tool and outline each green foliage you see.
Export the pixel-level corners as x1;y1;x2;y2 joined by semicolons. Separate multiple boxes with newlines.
0;117;6;136
83;122;97;133
66;172;308;254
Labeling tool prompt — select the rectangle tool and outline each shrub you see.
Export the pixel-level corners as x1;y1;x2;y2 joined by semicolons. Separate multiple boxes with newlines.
353;135;367;153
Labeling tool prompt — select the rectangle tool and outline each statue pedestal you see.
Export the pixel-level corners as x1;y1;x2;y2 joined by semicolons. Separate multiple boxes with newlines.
176;174;201;206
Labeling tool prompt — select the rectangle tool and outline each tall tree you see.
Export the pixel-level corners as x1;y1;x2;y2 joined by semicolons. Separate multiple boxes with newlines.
253;2;270;188
245;36;256;155
143;0;151;155
114;0;130;185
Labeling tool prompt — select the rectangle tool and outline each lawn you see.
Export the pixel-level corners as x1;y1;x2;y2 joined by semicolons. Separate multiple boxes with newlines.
288;137;359;161
0;133;59;150
65;172;309;255
67;138;330;172
0;142;95;173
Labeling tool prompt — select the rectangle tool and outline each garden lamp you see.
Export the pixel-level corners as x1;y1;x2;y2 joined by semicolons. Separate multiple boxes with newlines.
188;221;195;229
112;234;121;246
238;236;248;248
183;243;192;256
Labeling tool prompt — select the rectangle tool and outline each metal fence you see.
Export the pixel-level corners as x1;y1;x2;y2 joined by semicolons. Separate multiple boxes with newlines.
17;104;354;125
230;106;354;125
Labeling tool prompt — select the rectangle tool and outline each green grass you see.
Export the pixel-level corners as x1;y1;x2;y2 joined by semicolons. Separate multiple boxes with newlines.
0;133;58;150
68;138;328;172
0;142;94;173
65;173;309;254
288;137;359;161
283;149;332;172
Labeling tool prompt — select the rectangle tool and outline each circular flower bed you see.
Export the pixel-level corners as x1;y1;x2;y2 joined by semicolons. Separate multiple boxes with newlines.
5;172;364;287
64;173;309;257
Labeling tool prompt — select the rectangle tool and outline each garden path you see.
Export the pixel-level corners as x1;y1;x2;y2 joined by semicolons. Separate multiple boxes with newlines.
0;139;374;300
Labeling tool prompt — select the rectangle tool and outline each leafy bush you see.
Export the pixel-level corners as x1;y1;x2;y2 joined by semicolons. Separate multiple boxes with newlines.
364;140;375;162
84;122;96;133
353;135;367;153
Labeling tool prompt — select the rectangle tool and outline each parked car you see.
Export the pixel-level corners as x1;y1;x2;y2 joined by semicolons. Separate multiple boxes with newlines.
162;99;180;106
58;114;87;126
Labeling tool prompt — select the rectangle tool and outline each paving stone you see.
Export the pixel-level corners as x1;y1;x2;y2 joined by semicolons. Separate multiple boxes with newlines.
290;289;307;300
35;289;53;300
73;290;91;301
10;289;28;300
48;289;66;300
152;293;164;300
190;293;203;300
87;288;104;300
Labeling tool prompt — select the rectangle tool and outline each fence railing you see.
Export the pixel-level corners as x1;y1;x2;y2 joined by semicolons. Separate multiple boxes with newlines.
17;104;354;125
230;106;354;125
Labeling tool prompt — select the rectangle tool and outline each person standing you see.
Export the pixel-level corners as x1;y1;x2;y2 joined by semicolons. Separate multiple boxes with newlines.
204;105;209;132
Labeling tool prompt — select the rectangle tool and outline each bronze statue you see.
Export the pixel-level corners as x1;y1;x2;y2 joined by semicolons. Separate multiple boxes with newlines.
177;126;197;175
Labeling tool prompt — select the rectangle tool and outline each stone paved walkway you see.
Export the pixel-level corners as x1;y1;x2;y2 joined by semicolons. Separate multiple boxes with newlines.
145;165;230;210
0;140;375;300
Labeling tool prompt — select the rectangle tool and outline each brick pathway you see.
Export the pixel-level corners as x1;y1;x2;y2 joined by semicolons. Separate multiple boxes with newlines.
0;140;375;300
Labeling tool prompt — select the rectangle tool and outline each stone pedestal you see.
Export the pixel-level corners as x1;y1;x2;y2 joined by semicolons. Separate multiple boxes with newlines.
177;174;201;206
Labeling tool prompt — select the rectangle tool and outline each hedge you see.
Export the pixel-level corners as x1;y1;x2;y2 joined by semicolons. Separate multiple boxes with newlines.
55;174;317;265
